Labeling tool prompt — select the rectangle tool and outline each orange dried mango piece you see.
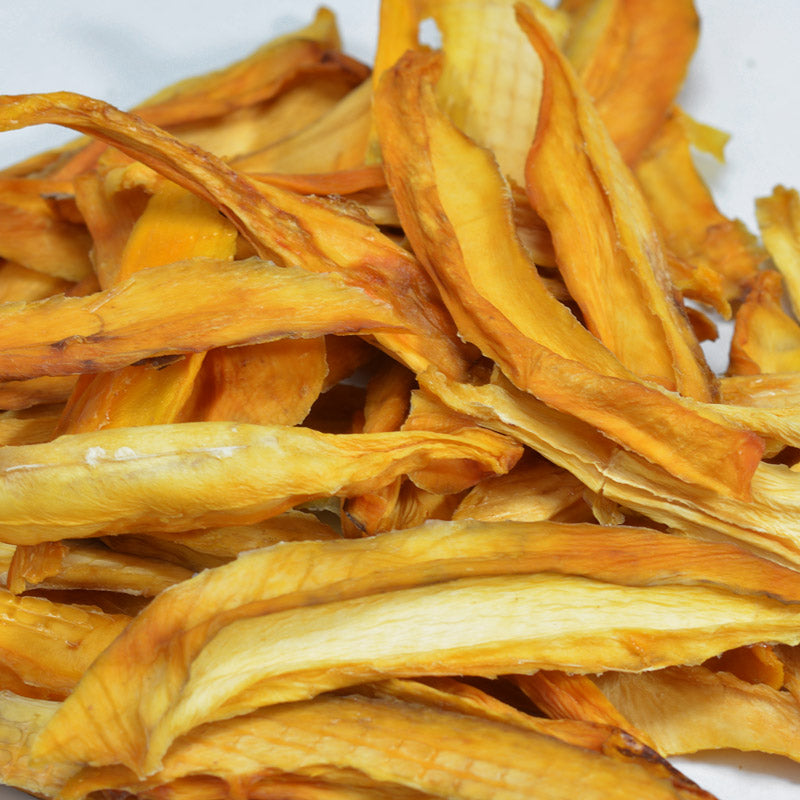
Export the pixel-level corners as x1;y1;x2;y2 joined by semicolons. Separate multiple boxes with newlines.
564;0;699;165
729;269;800;375
519;6;714;398
31;519;800;773
594;664;800;760
374;49;762;499
0;258;406;382
635;108;764;306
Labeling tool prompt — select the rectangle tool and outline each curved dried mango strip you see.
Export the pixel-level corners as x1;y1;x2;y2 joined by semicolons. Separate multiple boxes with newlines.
60;694;709;800
374;49;761;499
0;693;71;799
141;572;800;772
594;664;800;761
370;0;567;185
0;258;406;382
419;369;800;566
0;422;517;544
563;0;699;165
0;589;129;698
729;270;800;375
756;184;800;316
0;91;471;380
635;108;764;307
519;6;714;400
0;180;92;282
32;518;800;772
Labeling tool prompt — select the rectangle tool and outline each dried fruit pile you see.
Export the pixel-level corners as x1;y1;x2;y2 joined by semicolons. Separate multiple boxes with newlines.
0;2;799;798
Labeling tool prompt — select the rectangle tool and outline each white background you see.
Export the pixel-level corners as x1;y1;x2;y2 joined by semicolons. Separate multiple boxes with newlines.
1;2;799;799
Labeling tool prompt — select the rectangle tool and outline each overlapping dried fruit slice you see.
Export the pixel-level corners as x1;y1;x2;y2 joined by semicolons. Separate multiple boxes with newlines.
31;519;800;774
374;47;762;499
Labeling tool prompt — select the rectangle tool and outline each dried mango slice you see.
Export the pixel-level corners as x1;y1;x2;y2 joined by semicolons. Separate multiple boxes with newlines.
453;452;590;523
102;511;340;572
635;108;764;307
0;91;472;380
0;693;71;799
371;0;568;185
519;6;713;398
419;369;800;565
0;259;73;303
186;338;328;427
513;671;652;746
0;376;77;412
374;50;761;499
0;589;129;697
756;184;800;316
0;179;92;282
234;80;373;173
0;258;407;381
563;0;699;165
729;269;800;375
128;571;800;772
594;664;800;760
7;539;192;596
58;694;712;800
32;518;800;772
0;422;517;544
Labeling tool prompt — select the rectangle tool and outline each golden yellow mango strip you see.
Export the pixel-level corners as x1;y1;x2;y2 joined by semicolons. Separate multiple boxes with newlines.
0;589;129;697
234;80;373;174
374;48;761;499
0;260;73;304
635;109;764;307
72;164;151;290
594;665;800;761
0;422;517;544
32;519;800;772
756;184;800;316
513;671;652;746
452;453;591;523
0;91;472;381
140;572;800;773
0;376;77;412
135;8;365;131
186;338;328;427
0;693;72;800
0;181;92;282
62;694;714;800
0;258;407;382
8;539;192;596
102;511;341;572
58;179;239;435
564;0;699;166
420;369;800;565
730;270;800;375
519;7;713;399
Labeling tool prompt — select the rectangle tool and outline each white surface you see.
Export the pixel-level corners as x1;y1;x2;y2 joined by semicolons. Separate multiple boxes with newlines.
0;2;799;799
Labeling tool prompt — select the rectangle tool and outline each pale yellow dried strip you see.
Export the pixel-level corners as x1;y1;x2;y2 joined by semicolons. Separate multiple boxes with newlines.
0;421;517;544
595;665;800;761
65;694;711;800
